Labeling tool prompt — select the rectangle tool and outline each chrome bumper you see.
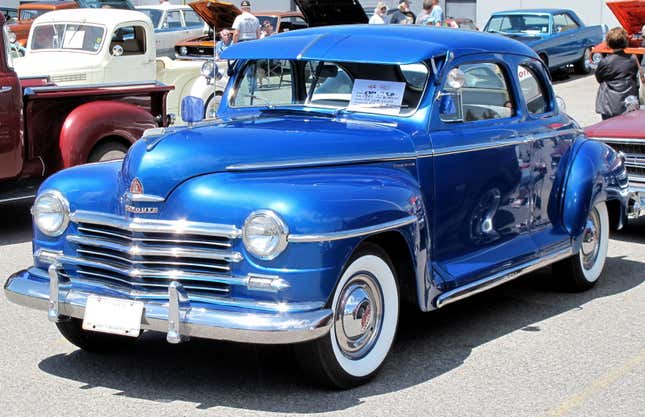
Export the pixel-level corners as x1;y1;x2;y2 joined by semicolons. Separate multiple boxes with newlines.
4;267;332;345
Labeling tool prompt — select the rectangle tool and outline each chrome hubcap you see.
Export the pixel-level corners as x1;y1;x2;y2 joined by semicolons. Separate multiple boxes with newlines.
581;208;600;270
584;49;592;71
334;273;383;359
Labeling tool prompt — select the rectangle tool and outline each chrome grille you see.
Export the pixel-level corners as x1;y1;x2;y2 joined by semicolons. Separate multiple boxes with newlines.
597;139;645;185
63;211;244;297
51;73;87;83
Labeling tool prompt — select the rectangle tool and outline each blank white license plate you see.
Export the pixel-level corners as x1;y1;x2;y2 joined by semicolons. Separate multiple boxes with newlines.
82;295;144;337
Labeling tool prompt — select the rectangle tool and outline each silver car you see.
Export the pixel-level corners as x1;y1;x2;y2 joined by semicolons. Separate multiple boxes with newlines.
136;3;206;57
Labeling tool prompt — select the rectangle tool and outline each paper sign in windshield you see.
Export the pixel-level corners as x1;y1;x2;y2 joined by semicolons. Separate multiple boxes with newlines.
63;30;85;49
348;79;406;115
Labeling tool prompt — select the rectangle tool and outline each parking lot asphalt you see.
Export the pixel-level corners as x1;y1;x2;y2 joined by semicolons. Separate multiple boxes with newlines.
1;74;643;417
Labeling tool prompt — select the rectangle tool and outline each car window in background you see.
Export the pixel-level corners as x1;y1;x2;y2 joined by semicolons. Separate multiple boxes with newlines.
138;9;162;28
165;11;182;29
518;65;549;114
553;13;577;33
31;24;105;52
486;14;550;35
255;15;278;31
183;10;202;27
279;16;307;31
19;9;46;21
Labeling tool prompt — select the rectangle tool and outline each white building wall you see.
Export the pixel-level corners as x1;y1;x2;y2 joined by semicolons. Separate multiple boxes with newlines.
476;0;620;31
133;0;293;9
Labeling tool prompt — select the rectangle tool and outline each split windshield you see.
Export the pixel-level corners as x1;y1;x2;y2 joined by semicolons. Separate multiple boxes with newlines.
230;59;429;116
485;14;550;35
31;23;105;52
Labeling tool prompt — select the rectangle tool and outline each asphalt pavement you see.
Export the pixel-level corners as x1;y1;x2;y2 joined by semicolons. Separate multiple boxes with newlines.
1;74;644;417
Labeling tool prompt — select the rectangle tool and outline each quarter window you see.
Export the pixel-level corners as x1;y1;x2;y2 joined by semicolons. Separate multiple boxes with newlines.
439;62;514;123
517;65;549;115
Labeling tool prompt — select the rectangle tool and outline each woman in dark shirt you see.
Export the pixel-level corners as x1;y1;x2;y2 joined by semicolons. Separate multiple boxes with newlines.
595;27;640;119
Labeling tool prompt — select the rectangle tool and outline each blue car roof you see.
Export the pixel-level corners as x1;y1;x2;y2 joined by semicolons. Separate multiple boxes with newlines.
220;24;538;64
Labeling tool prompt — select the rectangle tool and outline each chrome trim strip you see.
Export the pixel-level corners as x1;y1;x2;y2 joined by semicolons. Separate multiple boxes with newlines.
76;249;231;271
0;194;36;204
4;269;332;344
76;270;230;293
76;226;232;248
435;248;572;308
67;235;242;263
71;210;242;239
590;137;645;145
288;216;417;243
124;192;166;202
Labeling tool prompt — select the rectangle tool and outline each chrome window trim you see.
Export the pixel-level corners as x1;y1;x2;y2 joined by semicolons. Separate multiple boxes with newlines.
288;215;417;243
589;137;645;145
124;192;166;202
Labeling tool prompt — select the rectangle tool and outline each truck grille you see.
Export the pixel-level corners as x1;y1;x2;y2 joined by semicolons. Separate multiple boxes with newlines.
51;73;87;83
63;211;244;297
596;139;645;185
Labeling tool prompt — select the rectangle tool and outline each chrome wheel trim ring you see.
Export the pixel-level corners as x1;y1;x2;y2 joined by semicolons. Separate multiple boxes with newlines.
334;272;384;360
583;48;592;72
581;207;601;270
205;94;222;118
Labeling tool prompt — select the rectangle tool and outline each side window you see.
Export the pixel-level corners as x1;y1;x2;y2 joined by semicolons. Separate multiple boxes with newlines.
110;25;146;56
553;14;574;33
183;10;202;27
564;14;579;31
517;65;549;115
165;10;182;29
439;62;514;123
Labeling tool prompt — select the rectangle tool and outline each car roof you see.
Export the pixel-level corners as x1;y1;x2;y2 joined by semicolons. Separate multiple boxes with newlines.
32;8;150;26
491;9;572;15
221;24;538;64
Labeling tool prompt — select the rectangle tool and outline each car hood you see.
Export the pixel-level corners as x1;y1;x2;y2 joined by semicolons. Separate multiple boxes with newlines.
584;109;645;139
293;0;367;27
188;0;240;29
607;0;645;35
121;115;414;199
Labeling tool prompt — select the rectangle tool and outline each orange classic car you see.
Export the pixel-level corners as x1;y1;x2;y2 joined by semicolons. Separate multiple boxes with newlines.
590;0;645;65
8;1;78;47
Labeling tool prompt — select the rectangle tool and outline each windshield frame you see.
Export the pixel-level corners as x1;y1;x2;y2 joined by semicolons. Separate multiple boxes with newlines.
29;22;107;54
227;59;431;118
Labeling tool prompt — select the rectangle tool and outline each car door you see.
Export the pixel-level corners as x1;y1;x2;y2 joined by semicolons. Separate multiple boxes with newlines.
0;35;22;180
427;55;537;289
107;24;154;82
157;9;182;57
551;13;579;65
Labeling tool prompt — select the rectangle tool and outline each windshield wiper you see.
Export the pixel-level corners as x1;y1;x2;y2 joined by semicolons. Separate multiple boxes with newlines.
259;107;333;117
334;104;409;118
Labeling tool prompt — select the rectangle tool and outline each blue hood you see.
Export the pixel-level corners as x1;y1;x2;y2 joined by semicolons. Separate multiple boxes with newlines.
121;115;414;199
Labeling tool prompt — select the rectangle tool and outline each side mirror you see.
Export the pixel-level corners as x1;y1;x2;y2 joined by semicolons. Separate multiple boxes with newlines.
556;96;566;113
181;96;204;126
111;44;124;56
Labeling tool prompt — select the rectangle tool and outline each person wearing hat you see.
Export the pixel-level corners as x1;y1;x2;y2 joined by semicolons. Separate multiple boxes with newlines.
232;0;260;43
390;0;415;25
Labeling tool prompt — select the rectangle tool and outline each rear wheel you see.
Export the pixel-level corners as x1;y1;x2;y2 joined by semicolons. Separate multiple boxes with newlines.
574;48;593;74
295;243;399;389
88;141;128;163
56;318;139;352
553;201;609;291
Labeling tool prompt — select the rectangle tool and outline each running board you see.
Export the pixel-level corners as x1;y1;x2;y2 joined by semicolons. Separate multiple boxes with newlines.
435;248;573;309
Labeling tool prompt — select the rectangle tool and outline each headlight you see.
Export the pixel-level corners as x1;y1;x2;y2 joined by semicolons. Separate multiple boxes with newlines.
592;52;602;64
7;30;16;43
201;60;215;79
32;190;70;237
178;46;188;56
242;210;288;260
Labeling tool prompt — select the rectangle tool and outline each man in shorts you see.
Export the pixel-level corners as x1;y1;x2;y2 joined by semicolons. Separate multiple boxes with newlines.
232;0;260;43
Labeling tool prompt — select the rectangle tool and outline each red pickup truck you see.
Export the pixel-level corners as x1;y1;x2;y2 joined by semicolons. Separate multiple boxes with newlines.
0;14;172;204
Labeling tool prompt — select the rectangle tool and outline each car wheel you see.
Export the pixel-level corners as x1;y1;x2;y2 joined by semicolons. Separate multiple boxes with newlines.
553;201;609;291
56;318;139;352
295;242;399;389
574;48;593;74
88;141;128;163
204;92;222;119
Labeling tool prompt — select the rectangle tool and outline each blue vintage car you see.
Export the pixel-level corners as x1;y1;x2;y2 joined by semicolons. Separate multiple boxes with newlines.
4;25;630;388
484;9;603;74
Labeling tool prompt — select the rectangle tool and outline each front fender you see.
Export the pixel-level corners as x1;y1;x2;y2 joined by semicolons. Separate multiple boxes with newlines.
59;101;156;168
561;138;627;236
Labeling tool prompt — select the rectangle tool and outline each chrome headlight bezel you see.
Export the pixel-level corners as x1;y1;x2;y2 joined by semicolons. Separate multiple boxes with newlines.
178;46;188;56
242;210;289;260
32;190;70;237
201;60;215;79
7;30;16;43
592;52;603;64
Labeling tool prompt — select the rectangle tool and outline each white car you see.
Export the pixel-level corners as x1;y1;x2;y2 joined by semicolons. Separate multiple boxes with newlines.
136;3;206;57
13;8;226;123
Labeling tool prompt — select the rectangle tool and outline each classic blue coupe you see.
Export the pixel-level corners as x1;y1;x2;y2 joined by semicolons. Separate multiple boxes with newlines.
484;9;604;74
4;25;630;388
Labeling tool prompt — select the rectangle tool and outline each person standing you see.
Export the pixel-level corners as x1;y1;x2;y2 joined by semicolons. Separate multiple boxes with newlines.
390;0;414;25
232;0;260;43
415;0;432;25
369;2;387;24
595;27;640;119
422;0;444;26
215;29;232;59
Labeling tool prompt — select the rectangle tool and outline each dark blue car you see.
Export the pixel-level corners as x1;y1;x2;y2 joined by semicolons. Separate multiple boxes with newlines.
484;9;604;74
4;25;629;388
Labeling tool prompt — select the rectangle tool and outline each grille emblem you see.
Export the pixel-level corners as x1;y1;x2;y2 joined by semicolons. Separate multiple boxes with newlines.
130;178;144;194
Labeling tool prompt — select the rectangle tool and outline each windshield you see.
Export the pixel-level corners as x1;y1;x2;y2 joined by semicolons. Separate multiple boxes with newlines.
137;8;162;28
485;14;550;35
75;0;135;9
19;9;46;21
31;23;105;52
230;59;429;116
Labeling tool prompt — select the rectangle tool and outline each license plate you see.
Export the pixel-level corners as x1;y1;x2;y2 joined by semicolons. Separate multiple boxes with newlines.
82;295;144;337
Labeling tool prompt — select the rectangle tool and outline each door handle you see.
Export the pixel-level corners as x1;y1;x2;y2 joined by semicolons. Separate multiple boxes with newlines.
0;86;12;93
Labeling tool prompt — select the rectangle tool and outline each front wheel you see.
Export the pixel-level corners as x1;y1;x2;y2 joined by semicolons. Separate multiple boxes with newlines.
88;141;128;163
574;48;593;74
295;243;399;389
553;201;609;291
56;318;139;352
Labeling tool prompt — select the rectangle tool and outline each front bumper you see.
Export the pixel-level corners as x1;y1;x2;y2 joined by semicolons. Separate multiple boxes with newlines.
4;267;332;345
627;185;645;220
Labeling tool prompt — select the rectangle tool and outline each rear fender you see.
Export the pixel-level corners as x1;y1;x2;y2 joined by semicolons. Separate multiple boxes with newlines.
59;101;157;168
560;138;628;238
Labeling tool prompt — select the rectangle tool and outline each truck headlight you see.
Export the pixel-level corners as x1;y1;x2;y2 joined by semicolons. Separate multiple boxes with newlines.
178;46;188;56
201;60;214;79
32;190;70;237
592;53;602;64
242;210;288;260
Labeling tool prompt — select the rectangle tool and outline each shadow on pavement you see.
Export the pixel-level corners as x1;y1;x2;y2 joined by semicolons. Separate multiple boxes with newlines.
0;201;33;246
551;71;593;85
37;253;644;413
610;219;645;245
